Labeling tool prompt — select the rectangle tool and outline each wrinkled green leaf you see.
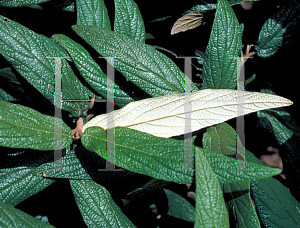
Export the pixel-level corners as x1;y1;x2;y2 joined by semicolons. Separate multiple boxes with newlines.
76;0;111;30
258;111;293;145
70;180;136;228
72;25;199;97
197;147;282;183
53;34;134;107
0;150;55;206
252;177;300;227
255;19;286;58
202;0;242;89
81;126;194;183
0;101;72;150
164;189;195;222
114;0;145;43
194;147;229;227
203;123;261;227
35;145;134;180
0;200;55;227
0;0;50;7
255;0;300;57
0;16;90;117
203;122;239;156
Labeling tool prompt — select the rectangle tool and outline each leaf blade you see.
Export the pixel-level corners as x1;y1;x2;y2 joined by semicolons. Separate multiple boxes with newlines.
0;200;55;227
52;34;134;107
81;126;193;183
0;16;90;117
83;89;293;138
194;147;229;227
72;25;199;97
0;101;72;150
202;0;242;89
114;0;145;43
76;0;111;30
70;180;136;228
171;11;203;35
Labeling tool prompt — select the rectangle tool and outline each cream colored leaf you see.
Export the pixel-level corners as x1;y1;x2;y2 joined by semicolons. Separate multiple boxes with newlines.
82;89;293;138
171;11;203;35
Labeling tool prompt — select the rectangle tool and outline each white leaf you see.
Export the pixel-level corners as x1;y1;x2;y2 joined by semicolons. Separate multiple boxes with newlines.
83;89;293;138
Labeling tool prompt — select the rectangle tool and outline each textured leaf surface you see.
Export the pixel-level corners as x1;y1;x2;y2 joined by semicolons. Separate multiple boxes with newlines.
0;200;55;228
81;127;194;183
72;25;199;97
0;150;55;206
171;11;203;35
197;147;282;183
0;16;90;117
70;180;136;228
0;101;72;150
194;147;229;227
53;34;134;107
114;0;145;43
203;123;260;227
258;111;293;145
0;0;50;7
255;1;300;57
76;0;111;30
83;89;293;138
202;0;242;89
203;122;238;156
252;177;300;227
164;189;195;222
35;145;134;180
255;19;285;58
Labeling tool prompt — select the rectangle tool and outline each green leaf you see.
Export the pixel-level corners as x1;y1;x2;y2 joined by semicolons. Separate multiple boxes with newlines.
202;0;242;89
164;189;195;222
0;16;90;117
52;34;134;107
251;177;300;227
81;126;194;183
35;145;134;180
0;101;72;150
258;111;293;145
255;19;286;58
76;0;111;30
0;0;50;7
203;122;239;156
255;1;300;57
203;123;261;227
70;180;136;228
0;200;55;227
223;181;261;228
194;147;229;227
72;25;199;97
114;0;145;43
197;147;282;183
0;88;17;101
0;150;55;206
